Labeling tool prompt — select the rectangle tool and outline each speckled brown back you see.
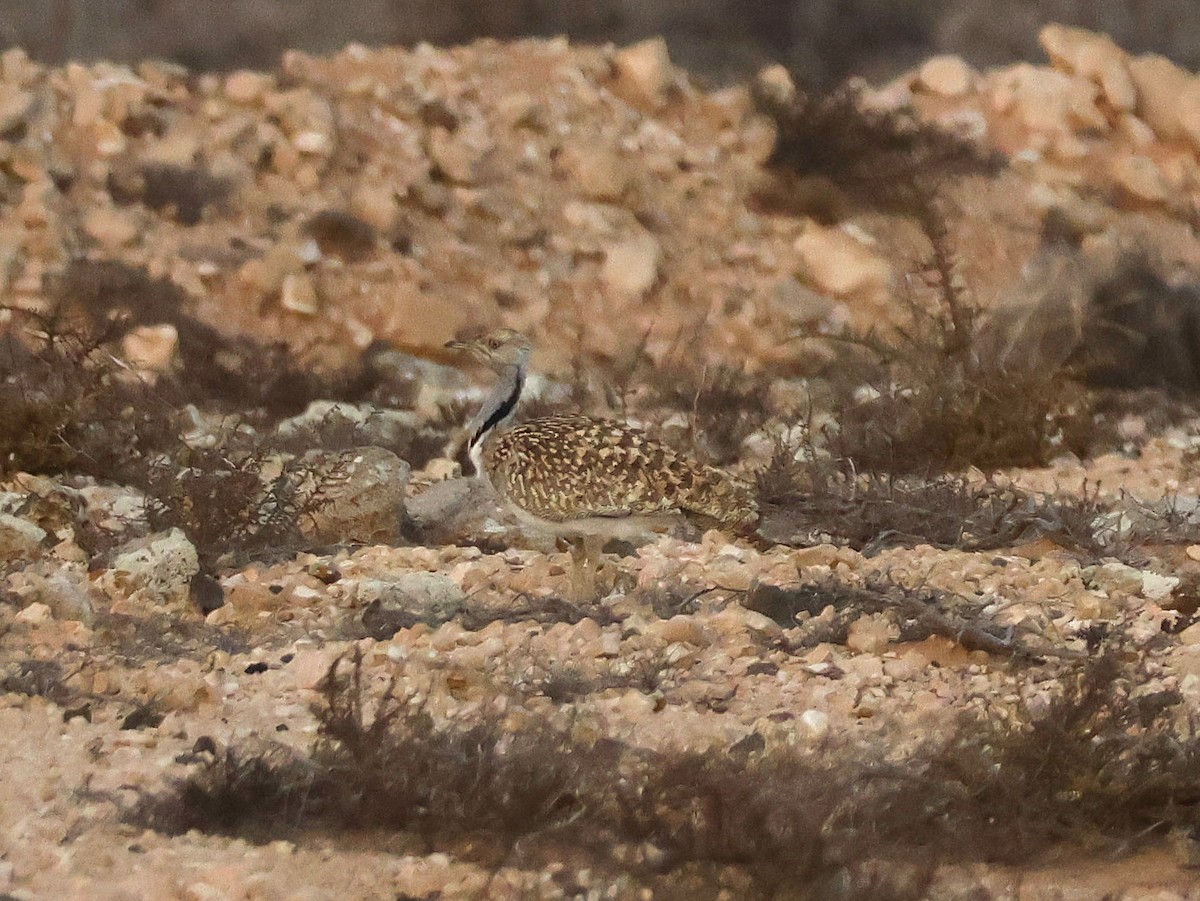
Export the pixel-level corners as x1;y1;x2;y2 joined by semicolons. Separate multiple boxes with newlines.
482;414;758;528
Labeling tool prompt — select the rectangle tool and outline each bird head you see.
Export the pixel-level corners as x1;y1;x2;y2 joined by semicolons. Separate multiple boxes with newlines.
445;327;533;371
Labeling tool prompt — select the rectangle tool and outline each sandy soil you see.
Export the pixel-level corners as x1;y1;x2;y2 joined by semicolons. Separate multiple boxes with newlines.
4;23;1200;901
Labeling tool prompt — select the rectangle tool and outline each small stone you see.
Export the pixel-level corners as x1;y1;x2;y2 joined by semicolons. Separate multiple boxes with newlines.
798;709;830;740
656;614;705;646
847;614;899;654
82;206;140;248
1039;25;1136;111
1142;572;1180;602
359;572;465;638
770;277;836;326
601;230;661;299
350;183;398;233
296;447;410;545
224;70;273;104
993;64;1106;133
428;124;491;185
0;513;46;560
15;601;52;624
293;130;334;156
566;147;631;201
1176;78;1200;153
1110;154;1168;204
916;56;974;97
107;529;200;605
1128;54;1193;141
0;83;32;135
289;648;336;690
612;37;673;108
121;324;179;374
280;272;320;314
794;224;890;297
1186;545;1200;562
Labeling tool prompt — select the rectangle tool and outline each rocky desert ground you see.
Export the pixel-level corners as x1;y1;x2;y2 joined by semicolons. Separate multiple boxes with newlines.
6;21;1200;901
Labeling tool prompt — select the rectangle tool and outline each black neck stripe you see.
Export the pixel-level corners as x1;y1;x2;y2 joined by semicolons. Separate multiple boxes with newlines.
471;372;523;450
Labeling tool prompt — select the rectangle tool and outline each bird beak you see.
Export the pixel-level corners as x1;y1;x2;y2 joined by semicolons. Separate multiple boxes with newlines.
445;338;484;361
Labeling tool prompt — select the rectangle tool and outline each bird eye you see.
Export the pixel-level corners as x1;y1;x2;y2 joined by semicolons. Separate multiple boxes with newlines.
487;337;501;349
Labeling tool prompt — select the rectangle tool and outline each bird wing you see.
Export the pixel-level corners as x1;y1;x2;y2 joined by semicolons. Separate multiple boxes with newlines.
484;415;756;527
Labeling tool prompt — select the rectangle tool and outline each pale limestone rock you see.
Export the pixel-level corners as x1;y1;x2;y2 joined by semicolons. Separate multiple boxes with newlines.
82;206;140;248
565;147;631;201
1039;24;1136;111
601;230;661;299
280;271;319;314
916;55;974;97
427;122;492;185
121;324;179;373
1142;572;1180;602
1176;78;1200;152
1129;54;1193;140
296;446;409;545
293;130;334;156
1110;153;1168;204
799;709;830;741
350;181;398;232
15;602;51;624
992;64;1106;133
1118;113;1158;147
224;70;273;104
0;82;32;135
755;64;796;106
612;37;673;108
846;613;899;654
794;223;890;297
108;529;200;605
357;572;464;626
0;513;46;560
770;277;836;326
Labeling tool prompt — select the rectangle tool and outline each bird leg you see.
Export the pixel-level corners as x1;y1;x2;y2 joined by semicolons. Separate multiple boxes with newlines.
567;533;607;602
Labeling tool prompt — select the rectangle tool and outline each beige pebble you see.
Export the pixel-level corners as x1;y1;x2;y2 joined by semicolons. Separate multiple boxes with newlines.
1040;24;1136;111
794;223;890;297
224;70;273;104
121;324;178;373
1110;153;1168;203
612;37;673;108
601;230;660;299
280;271;320;314
916;55;974;97
1129;54;1193;140
15;602;52;624
82;206;140;248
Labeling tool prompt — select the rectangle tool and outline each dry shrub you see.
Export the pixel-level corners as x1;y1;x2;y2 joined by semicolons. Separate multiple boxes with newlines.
922;644;1200;856
125;646;1200;895
0;310;170;477
140;427;346;570
754;434;1107;557
650;363;773;465
53;258;362;417
755;81;1106;473
830;190;1101;473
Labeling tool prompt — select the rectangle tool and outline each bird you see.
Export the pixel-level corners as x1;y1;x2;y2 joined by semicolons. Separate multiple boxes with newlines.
444;329;758;571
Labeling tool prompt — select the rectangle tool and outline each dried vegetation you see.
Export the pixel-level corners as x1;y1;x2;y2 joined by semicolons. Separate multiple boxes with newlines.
124;644;1200;897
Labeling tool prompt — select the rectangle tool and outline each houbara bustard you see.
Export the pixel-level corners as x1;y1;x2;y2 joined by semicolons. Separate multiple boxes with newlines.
446;328;757;589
